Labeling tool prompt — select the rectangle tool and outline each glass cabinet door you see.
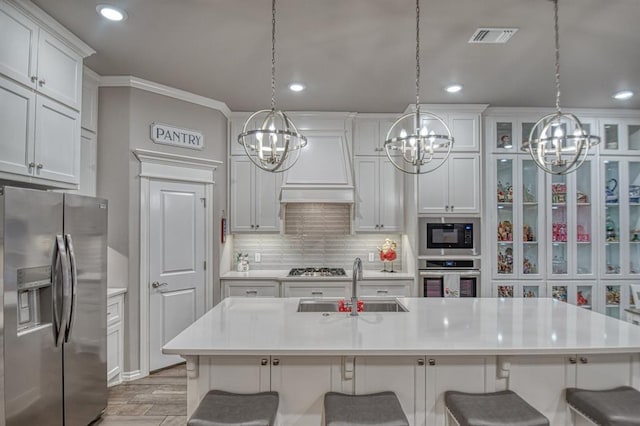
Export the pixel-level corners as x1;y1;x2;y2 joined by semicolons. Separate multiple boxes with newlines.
575;160;595;276
521;160;541;276
496;158;515;276
603;160;621;275
629;161;640;275
604;284;622;319
628;124;640;152
602;122;621;152
496;122;514;150
550;174;568;277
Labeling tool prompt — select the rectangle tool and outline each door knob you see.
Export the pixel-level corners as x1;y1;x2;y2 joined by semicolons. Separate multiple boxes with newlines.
152;281;168;288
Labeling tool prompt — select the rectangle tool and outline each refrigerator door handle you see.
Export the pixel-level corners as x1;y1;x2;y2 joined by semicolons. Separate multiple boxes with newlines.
52;235;70;347
64;234;78;342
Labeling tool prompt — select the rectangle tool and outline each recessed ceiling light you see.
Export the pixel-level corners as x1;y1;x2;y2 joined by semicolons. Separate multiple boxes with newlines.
445;84;463;93
96;5;127;21
613;90;634;100
289;83;305;92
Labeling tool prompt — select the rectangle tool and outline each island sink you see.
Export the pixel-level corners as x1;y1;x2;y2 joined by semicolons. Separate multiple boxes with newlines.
296;298;408;313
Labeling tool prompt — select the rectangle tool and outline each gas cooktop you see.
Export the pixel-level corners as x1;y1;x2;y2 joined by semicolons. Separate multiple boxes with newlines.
287;267;347;277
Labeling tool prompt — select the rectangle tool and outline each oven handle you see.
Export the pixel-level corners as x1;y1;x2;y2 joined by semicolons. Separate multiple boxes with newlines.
419;270;481;276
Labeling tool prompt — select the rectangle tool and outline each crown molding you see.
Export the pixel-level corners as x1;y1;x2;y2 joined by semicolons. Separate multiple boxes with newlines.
99;76;232;118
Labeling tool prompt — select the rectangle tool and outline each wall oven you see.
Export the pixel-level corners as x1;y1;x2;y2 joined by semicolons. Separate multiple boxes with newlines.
419;258;480;297
418;217;480;256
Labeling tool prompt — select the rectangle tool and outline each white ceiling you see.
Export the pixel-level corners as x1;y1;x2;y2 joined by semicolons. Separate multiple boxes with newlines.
32;0;640;112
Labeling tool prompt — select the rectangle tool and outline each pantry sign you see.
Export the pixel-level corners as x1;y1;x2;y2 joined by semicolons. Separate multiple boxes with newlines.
150;123;204;150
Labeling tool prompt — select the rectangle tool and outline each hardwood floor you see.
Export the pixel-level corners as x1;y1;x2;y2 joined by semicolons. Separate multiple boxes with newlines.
93;364;187;426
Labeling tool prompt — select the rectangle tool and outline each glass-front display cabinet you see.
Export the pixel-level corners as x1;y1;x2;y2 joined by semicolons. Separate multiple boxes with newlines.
547;159;597;279
492;281;546;298
490;155;545;280
547;281;597;310
599;119;640;154
598;283;634;319
600;158;640;277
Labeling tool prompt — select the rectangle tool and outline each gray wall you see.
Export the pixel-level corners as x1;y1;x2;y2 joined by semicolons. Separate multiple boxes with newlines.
98;87;227;373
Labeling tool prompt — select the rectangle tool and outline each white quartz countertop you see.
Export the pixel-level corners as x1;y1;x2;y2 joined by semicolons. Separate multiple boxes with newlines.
220;270;414;281
163;297;640;356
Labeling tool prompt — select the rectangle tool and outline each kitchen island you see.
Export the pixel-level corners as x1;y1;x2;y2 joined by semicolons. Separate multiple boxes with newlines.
164;297;640;425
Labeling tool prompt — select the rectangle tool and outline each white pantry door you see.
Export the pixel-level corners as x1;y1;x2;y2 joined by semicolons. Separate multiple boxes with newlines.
149;180;206;371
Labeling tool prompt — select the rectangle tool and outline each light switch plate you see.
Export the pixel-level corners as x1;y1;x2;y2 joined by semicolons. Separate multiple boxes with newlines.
255;252;261;262
368;252;375;262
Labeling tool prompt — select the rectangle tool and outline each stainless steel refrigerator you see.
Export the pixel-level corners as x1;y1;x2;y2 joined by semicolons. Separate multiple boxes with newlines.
0;186;108;426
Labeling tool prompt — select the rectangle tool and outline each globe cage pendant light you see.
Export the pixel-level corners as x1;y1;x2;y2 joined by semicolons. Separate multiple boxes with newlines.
238;0;307;173
521;0;599;175
384;0;454;175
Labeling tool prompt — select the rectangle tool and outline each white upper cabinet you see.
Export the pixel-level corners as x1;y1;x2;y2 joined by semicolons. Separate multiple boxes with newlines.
0;1;38;88
0;1;92;189
354;157;403;232
353;117;394;156
418;154;480;214
81;67;99;132
449;112;480;151
36;30;82;110
230;156;281;233
0;2;83;110
0;76;35;176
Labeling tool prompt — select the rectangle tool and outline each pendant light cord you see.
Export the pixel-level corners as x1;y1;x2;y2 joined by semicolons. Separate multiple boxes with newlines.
271;0;276;111
415;0;421;116
553;0;561;114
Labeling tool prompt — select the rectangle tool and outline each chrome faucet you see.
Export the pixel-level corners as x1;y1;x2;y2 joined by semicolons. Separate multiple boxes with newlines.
351;257;363;316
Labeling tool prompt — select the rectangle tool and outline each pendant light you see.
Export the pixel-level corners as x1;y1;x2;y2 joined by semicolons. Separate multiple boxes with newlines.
384;0;454;175
521;0;599;175
238;0;307;173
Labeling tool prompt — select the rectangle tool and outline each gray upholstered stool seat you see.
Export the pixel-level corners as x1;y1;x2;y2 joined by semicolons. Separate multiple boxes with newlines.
566;386;640;426
324;391;410;426
187;390;279;426
444;390;549;426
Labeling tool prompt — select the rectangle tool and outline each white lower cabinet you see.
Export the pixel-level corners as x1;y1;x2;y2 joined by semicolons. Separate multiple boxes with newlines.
282;281;350;298
221;280;280;298
202;356;343;426
355;357;427;425
358;280;413;297
355;356;494;426
106;291;125;387
507;353;640;425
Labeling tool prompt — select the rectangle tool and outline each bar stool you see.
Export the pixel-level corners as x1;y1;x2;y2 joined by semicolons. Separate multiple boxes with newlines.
566;386;640;425
187;390;279;426
444;390;549;426
324;391;410;426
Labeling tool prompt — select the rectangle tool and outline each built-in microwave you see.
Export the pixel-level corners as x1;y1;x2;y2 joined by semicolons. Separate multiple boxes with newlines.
418;217;481;256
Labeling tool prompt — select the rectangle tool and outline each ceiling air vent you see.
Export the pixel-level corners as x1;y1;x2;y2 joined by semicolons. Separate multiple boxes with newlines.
469;28;518;44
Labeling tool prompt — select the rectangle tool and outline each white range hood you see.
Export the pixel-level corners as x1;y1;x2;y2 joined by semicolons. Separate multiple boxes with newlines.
280;129;354;204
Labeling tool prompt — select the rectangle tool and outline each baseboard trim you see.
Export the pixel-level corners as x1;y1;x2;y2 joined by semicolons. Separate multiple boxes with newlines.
122;370;144;382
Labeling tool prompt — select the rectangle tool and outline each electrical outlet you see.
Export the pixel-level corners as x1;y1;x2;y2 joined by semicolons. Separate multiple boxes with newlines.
368;252;375;262
255;252;261;262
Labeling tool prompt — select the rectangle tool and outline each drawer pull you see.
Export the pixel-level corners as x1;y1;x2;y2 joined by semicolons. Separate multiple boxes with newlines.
245;290;258;296
311;291;323;296
376;289;389;295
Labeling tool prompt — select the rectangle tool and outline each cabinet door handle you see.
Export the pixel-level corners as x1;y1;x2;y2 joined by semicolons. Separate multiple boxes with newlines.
261;358;269;366
255;224;259;229
417;359;425;366
451;205;454;211
251;224;255;229
428;358;436;366
36;163;43;169
375;224;379;229
445;205;449;211
569;357;577;364
272;358;280;366
38;79;46;87
579;357;588;364
380;224;384;228
28;162;36;169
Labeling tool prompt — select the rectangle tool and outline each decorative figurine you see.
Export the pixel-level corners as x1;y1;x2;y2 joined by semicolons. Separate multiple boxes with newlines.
236;252;249;272
497;220;513;242
377;238;397;272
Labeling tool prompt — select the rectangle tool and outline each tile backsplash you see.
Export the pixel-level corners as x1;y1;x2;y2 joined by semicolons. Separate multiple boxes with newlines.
232;204;403;271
